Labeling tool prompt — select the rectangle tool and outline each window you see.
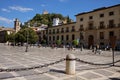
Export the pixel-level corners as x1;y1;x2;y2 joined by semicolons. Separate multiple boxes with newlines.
89;16;93;19
49;36;51;41
109;11;114;16
99;21;105;29
109;20;114;28
53;29;55;34
88;23;94;30
72;34;75;40
100;32;104;39
61;35;64;40
109;31;114;37
100;14;104;17
79;25;84;31
61;28;64;32
71;26;75;32
66;27;69;32
66;35;69;40
80;18;83;21
49;30;51;34
57;29;59;33
53;36;55;41
57;36;59;40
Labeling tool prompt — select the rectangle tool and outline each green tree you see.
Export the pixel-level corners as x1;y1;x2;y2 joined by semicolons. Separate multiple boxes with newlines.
72;40;79;47
15;33;25;43
8;33;15;42
4;31;9;43
26;13;72;27
56;40;61;46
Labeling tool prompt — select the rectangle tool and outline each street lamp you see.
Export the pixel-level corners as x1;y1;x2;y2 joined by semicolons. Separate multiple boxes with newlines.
25;23;30;52
80;31;83;51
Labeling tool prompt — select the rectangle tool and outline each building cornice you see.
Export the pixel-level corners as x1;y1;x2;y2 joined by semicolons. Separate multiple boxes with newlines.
75;4;120;16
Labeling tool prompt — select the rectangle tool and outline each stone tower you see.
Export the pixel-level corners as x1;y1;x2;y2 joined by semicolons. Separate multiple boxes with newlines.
14;18;20;33
43;10;48;14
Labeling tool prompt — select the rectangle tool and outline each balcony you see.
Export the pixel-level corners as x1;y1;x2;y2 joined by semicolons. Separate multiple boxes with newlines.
99;25;105;29
56;31;59;33
71;29;75;32
88;26;96;30
61;30;64;33
79;28;84;31
107;24;116;28
49;32;51;34
66;30;69;32
53;32;55;34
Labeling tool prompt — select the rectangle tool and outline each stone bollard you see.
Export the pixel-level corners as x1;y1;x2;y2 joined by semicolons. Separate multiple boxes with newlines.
110;48;112;52
66;54;76;75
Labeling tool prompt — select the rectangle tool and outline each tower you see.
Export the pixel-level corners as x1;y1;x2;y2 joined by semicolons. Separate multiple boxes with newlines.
14;18;20;33
42;10;48;14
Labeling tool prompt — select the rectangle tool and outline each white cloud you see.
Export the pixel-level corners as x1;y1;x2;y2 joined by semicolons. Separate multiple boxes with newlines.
9;6;33;12
0;16;13;24
1;8;10;12
59;0;67;2
41;4;46;7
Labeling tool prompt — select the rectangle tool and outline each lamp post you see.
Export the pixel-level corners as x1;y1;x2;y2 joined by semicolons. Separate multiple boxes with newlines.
25;23;30;52
80;31;83;51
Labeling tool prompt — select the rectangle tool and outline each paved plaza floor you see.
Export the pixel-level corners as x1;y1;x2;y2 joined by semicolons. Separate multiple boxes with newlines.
0;43;120;80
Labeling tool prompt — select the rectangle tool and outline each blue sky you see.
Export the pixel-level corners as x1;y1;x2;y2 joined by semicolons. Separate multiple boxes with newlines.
0;0;120;28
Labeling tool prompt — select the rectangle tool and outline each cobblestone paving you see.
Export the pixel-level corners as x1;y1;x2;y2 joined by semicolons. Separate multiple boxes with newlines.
0;43;120;80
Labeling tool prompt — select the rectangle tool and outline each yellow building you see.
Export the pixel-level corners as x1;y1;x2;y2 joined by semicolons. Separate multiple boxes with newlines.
47;4;120;49
0;27;14;43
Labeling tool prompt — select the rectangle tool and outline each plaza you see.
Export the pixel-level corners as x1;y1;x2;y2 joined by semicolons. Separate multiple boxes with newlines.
0;43;120;80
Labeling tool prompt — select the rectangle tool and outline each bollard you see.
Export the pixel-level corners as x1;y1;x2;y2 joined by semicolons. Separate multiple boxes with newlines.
66;54;76;75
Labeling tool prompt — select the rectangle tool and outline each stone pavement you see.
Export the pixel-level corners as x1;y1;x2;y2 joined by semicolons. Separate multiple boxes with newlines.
0;43;120;80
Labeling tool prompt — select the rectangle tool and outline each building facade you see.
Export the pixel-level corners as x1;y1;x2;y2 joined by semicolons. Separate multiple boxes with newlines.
0;27;14;43
46;4;120;49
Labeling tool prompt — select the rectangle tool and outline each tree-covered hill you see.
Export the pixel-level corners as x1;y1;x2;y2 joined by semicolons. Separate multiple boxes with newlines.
24;13;72;27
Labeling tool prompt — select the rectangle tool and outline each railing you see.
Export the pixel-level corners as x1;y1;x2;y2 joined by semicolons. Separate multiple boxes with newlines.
107;24;116;28
56;31;59;33
49;32;51;34
61;30;64;33
66;30;69;32
87;26;96;30
98;25;105;29
79;28;84;31
53;32;55;34
71;29;75;32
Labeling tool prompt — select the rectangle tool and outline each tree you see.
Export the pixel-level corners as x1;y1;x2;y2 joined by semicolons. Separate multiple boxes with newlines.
56;40;61;46
8;33;15;43
4;31;9;43
15;33;25;44
26;13;72;27
72;40;79;47
19;28;39;44
66;16;71;23
8;28;39;45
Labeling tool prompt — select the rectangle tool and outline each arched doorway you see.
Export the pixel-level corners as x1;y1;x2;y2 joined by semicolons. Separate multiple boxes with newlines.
88;35;94;48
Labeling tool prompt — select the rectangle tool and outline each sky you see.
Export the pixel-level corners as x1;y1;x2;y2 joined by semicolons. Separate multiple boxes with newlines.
0;0;120;28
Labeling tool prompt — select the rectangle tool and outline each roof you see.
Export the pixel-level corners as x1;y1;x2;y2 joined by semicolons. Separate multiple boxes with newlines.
48;22;76;28
0;27;15;31
75;4;120;16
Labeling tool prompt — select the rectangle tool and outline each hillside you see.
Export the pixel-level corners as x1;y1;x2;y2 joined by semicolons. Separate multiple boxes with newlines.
24;13;72;27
